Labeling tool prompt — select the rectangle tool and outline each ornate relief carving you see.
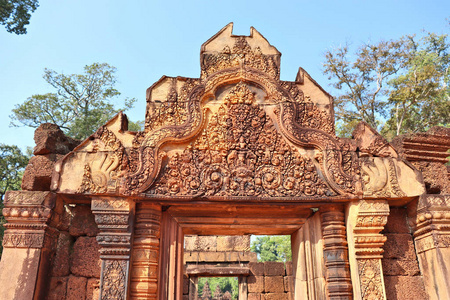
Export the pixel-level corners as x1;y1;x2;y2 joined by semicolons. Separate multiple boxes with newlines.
361;157;406;198
145;78;199;133
201;37;279;79
278;100;360;195
92;197;133;299
2;191;59;249
358;259;384;300
77;126;127;194
101;260;128;300
2;232;45;248
150;82;336;198
351;200;389;300
412;195;450;254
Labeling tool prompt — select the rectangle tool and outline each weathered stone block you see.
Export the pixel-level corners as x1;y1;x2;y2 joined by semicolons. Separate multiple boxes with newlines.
234;235;251;251
384;275;428;300
66;275;87;300
285;261;293;276
33;123;79;155
69;205;99;237
383;208;410;234
248;275;264;293
22;154;63;191
86;278;100;300
70;236;101;278
248;293;261;300
265;276;284;293
382;258;420;276
249;262;265;276
197;235;217;251
383;233;416;260
264;261;285;276
284;276;294;292
184;235;198;251
47;276;68;300
264;293;288;300
51;231;73;277
217;236;234;251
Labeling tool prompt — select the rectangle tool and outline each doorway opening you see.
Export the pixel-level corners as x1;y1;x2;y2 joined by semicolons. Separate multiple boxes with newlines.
198;277;239;299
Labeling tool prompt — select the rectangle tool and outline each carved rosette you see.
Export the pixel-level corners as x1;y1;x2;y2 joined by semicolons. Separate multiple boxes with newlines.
321;207;352;299
92;198;133;300
2;191;60;250
352;200;389;300
412;194;450;254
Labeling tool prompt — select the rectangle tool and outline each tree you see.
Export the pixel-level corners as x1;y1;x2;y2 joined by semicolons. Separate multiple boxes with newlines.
251;235;292;262
383;32;450;138
324;30;450;139
323;40;406;136
0;144;29;258
11;62;140;140
0;0;39;34
198;277;238;300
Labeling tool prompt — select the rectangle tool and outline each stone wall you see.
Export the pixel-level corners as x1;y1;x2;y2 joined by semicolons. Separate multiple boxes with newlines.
381;207;428;299
247;262;294;300
46;204;101;300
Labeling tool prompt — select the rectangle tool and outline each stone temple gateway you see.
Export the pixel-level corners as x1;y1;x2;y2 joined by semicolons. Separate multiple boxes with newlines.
1;23;449;299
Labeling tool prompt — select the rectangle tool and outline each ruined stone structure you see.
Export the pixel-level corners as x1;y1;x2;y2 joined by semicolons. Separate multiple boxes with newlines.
1;23;449;299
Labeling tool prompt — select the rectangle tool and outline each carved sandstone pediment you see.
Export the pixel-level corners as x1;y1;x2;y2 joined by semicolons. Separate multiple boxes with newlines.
52;23;425;200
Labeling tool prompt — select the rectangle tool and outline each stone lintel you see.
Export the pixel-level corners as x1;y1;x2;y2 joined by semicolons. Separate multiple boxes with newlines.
186;265;250;277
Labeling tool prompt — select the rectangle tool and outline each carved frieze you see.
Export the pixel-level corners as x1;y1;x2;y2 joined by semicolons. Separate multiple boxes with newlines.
2;191;60;249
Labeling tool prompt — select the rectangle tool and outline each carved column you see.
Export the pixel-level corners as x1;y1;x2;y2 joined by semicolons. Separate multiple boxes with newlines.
0;191;61;300
321;206;352;299
92;197;135;300
411;194;450;300
346;200;389;300
130;203;161;299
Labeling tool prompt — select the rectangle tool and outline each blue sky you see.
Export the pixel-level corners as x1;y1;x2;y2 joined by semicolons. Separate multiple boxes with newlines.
1;0;449;151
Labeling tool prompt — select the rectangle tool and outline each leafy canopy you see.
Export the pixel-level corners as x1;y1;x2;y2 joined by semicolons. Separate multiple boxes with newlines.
323;30;449;138
11;63;139;140
251;235;292;262
0;0;39;34
198;277;238;300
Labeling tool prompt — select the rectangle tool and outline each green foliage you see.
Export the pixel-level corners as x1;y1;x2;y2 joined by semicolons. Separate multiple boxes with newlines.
198;277;238;299
251;235;292;262
323;40;405;133
0;144;29;258
11;62;138;140
0;0;39;34
324;29;450;138
384;32;450;137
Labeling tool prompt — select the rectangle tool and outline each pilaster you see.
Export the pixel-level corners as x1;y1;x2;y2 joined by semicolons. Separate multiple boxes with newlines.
321;206;352;299
0;191;62;300
410;194;450;300
92;197;135;300
346;200;389;300
130;203;161;299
